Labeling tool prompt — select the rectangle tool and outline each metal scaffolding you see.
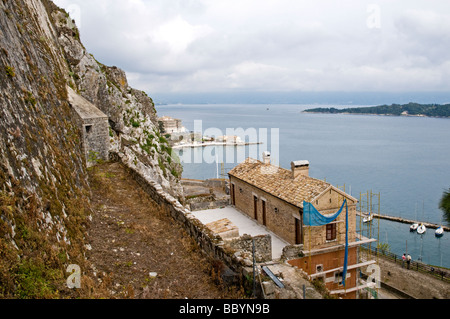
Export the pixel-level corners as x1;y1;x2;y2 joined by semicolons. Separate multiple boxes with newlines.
357;190;381;298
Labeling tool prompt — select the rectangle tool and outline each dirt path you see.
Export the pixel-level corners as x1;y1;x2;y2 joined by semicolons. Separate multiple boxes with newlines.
84;162;244;299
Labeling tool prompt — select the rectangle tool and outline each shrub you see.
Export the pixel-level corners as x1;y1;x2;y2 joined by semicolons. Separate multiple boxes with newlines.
130;118;140;128
15;260;61;299
24;91;36;106
5;65;15;77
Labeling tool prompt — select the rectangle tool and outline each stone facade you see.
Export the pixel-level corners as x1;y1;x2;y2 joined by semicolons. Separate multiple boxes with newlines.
67;87;109;165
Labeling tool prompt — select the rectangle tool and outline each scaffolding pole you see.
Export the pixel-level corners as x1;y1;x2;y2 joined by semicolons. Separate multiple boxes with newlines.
357;190;381;298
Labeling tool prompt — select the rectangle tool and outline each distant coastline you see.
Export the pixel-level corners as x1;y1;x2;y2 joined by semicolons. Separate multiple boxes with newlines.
303;102;450;118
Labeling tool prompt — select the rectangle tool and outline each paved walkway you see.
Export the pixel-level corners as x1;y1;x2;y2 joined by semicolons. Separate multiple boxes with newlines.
191;206;290;260
360;251;450;299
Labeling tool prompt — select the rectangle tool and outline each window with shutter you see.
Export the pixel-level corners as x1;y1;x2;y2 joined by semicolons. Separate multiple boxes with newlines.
326;223;337;241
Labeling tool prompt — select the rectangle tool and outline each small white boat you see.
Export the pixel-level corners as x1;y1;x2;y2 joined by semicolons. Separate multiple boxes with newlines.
435;226;444;237
363;213;373;223
417;224;426;234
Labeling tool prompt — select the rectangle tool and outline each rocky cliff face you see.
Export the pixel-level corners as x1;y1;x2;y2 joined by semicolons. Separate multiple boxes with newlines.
0;0;182;298
49;2;183;198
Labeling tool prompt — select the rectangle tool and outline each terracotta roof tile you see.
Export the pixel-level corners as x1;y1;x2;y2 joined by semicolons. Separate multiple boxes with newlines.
228;158;330;208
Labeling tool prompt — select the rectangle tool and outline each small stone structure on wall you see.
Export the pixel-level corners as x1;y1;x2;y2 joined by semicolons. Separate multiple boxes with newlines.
67;86;109;166
226;234;272;263
182;178;230;211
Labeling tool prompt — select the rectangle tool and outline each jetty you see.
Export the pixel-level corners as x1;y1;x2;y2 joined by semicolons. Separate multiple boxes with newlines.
173;141;261;149
357;211;450;232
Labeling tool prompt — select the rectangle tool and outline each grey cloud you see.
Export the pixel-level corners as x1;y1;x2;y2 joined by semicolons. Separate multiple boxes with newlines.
54;0;450;93
394;10;450;65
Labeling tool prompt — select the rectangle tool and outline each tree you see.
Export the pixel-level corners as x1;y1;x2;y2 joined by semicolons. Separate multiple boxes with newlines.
439;188;450;225
158;120;165;134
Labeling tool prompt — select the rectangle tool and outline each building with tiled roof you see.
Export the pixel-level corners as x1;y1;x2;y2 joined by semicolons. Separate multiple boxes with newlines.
228;153;376;299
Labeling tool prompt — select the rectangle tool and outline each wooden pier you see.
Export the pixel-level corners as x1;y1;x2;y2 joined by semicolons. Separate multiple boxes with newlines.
356;211;450;232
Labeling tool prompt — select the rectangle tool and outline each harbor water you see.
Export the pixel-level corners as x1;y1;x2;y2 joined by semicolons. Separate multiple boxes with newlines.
157;103;450;268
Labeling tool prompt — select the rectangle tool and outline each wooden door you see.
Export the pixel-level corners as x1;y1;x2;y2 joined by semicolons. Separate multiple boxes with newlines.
231;184;235;205
262;200;267;226
295;218;302;244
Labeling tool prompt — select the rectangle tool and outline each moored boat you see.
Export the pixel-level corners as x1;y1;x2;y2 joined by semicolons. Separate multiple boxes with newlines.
363;213;373;223
435;226;444;237
417;223;426;234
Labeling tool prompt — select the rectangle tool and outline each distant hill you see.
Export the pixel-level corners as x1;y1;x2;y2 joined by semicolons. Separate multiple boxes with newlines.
303;102;450;118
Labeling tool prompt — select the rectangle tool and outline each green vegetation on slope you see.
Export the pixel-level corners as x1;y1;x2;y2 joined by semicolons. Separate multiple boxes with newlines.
440;188;450;225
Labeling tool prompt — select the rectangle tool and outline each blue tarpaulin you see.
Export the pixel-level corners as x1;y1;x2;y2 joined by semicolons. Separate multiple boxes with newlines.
303;199;347;226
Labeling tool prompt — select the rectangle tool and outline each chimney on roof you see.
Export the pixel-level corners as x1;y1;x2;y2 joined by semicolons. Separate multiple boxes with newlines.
291;160;309;178
262;151;271;164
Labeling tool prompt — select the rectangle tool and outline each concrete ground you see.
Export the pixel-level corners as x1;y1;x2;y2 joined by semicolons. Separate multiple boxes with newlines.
191;206;290;260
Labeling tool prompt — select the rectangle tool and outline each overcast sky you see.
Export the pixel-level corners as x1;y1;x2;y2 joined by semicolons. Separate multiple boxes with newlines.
53;0;450;95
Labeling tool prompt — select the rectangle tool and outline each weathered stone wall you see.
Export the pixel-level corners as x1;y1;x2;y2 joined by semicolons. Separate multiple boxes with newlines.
226;234;272;263
0;0;91;298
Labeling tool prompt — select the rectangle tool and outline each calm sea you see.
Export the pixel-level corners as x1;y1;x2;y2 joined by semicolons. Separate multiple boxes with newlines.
157;103;450;268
